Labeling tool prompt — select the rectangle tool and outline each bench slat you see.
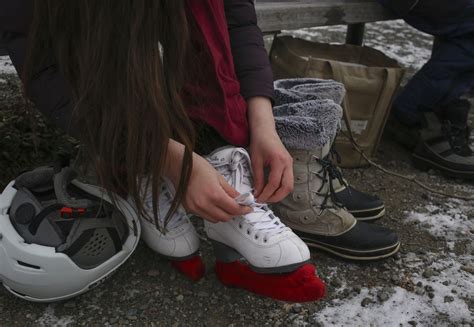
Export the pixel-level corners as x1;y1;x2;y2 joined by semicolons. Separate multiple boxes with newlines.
256;0;395;33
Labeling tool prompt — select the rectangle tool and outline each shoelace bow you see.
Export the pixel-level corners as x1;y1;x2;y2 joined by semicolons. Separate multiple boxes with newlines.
208;149;289;240
442;121;473;156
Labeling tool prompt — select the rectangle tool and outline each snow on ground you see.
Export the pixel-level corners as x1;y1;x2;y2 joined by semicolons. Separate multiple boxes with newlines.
35;305;74;327
283;19;433;73
312;196;474;326
315;249;473;326
0;56;15;75
407;200;473;241
365;20;433;70
315;281;472;326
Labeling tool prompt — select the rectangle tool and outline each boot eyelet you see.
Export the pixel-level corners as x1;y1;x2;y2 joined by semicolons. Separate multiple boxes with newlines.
263;239;268;243
255;235;259;240
247;230;251;235
238;223;242;229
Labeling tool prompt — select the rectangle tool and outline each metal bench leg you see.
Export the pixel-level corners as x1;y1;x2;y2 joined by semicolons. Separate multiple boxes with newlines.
346;23;365;46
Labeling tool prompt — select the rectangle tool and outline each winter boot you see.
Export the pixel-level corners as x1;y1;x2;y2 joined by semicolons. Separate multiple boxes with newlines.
273;101;400;260
205;146;325;302
387;99;474;179
413;100;474;179
274;78;386;221
140;178;204;281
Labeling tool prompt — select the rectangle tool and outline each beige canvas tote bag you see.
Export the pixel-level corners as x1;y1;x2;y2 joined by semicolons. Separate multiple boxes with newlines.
270;35;405;167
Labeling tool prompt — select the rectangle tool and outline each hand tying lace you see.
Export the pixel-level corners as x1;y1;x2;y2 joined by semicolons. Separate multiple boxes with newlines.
234;193;290;242
208;148;290;241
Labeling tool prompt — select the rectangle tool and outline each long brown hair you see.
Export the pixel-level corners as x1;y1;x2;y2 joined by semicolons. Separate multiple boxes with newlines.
23;0;195;230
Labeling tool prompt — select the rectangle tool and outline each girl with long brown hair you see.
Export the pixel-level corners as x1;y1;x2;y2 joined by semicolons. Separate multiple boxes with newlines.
1;0;325;301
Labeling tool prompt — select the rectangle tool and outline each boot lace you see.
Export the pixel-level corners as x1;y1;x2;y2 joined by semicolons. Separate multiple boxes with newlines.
207;148;290;241
442;121;473;156
310;148;346;211
142;180;189;232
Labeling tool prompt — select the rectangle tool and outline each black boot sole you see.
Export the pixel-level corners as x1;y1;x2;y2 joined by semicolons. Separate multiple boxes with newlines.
302;239;400;261
349;206;385;222
412;153;474;180
293;223;400;261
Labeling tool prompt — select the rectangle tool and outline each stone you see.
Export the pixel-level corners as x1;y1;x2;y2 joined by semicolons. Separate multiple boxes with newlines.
415;288;424;296
422;269;434;278
147;270;160;277
330;279;342;288
361;298;372;307
377;292;390;302
292;304;302;313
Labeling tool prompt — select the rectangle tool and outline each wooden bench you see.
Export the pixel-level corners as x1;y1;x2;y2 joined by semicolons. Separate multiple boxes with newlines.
256;0;396;45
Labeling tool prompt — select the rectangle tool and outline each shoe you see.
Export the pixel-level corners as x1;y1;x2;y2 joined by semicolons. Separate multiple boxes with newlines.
140;178;200;259
139;178;204;280
388;99;474;179
413;100;474;179
272;142;399;260
205;146;310;273
327;155;385;221
272;78;385;221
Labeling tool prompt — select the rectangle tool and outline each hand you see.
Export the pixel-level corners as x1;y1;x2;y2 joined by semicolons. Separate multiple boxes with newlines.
247;97;294;203
165;140;253;223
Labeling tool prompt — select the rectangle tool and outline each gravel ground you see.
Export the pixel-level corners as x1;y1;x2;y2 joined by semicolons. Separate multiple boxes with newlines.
0;20;473;326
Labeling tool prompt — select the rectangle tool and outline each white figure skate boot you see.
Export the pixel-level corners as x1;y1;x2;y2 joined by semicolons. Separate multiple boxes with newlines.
139;178;200;260
205;146;310;273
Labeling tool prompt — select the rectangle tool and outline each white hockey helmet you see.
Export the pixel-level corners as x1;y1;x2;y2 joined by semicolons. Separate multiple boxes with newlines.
0;166;140;302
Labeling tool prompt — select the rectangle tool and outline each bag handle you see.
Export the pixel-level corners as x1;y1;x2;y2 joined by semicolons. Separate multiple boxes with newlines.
325;60;356;142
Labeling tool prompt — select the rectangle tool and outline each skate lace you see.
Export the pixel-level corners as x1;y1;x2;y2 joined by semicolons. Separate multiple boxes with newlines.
442;121;473;156
142;180;188;232
310;150;346;211
208;148;290;241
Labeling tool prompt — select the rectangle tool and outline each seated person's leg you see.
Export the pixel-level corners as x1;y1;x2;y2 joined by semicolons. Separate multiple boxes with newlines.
386;3;474;179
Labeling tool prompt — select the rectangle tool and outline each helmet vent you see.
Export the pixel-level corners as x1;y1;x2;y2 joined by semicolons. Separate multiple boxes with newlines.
17;261;41;270
83;231;108;257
